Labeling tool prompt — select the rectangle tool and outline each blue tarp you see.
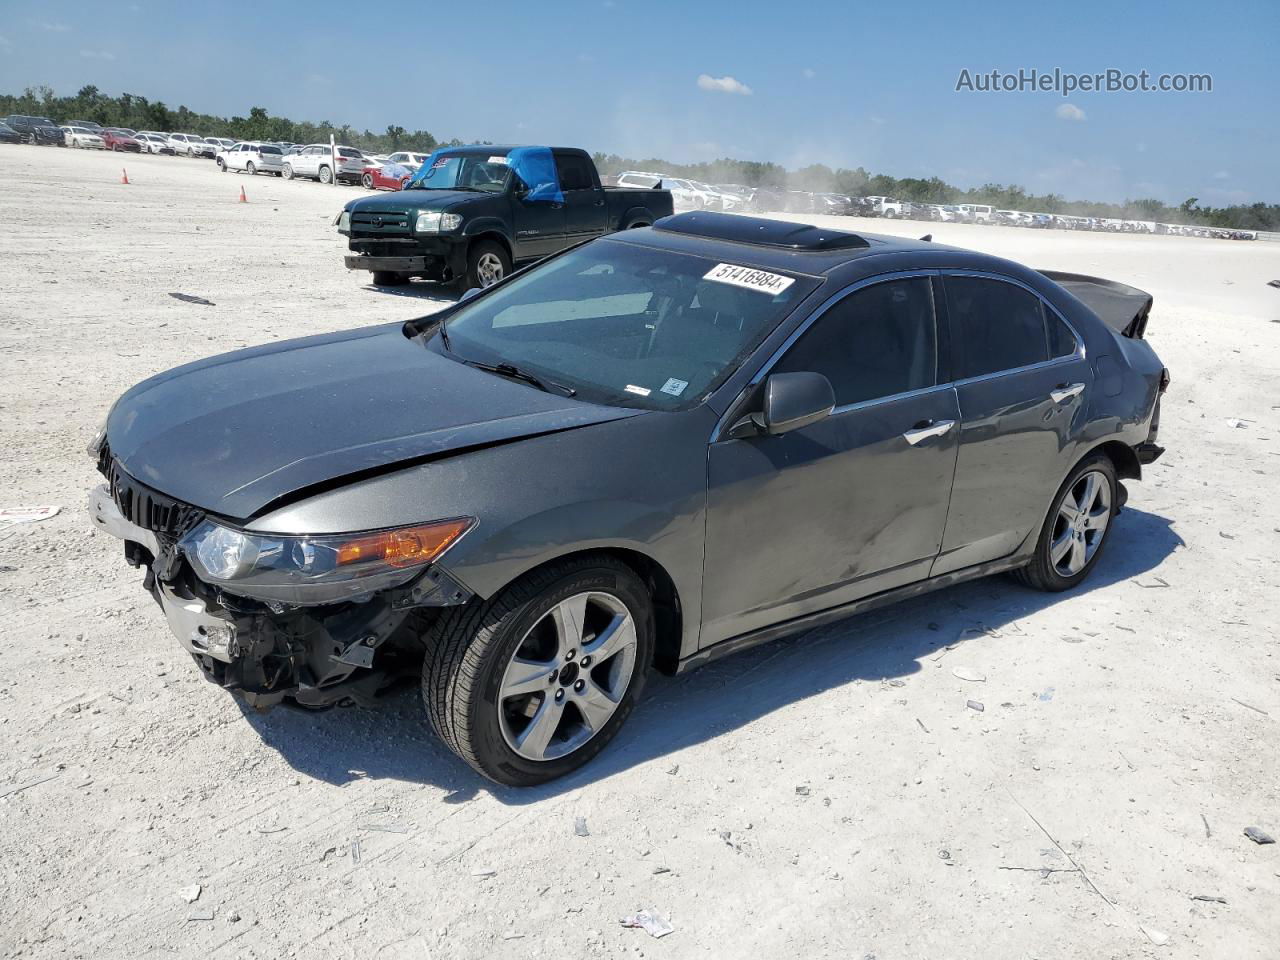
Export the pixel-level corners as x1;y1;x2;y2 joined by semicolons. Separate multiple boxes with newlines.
407;146;563;203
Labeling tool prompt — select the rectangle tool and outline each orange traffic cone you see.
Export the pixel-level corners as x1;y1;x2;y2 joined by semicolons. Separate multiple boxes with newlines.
239;186;247;203
121;168;129;184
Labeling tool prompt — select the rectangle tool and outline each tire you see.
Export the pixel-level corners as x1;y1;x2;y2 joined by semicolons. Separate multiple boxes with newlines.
1013;453;1119;592
246;161;256;176
371;270;409;286
282;164;294;180
217;158;226;172
464;240;511;290
362;173;374;189
421;554;654;786
319;165;332;185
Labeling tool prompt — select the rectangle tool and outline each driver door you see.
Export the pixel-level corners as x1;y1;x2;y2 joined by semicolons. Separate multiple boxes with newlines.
700;274;960;646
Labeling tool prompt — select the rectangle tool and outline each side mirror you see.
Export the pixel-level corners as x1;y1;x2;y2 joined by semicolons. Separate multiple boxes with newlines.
727;371;834;439
460;286;483;302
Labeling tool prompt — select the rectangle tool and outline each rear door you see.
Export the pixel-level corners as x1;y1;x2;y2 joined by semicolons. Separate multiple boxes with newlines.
554;150;608;244
932;272;1091;575
701;273;960;646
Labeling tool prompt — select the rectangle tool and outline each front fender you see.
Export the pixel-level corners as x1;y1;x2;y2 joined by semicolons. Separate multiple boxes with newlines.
459;217;515;252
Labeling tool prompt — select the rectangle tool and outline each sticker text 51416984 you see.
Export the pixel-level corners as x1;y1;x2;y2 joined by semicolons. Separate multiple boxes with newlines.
703;263;796;295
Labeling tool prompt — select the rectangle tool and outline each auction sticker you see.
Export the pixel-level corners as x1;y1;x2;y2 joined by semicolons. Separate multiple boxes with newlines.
488;156;509;165
704;263;795;295
624;384;651;396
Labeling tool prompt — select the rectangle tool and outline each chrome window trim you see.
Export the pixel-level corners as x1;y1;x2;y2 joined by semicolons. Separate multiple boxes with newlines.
710;270;941;442
942;270;1087;389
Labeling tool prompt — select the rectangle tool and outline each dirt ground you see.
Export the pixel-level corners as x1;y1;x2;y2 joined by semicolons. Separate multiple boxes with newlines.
1;146;1278;960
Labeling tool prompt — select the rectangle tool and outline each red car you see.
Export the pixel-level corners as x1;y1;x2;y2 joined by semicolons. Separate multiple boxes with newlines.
361;162;417;191
102;129;143;153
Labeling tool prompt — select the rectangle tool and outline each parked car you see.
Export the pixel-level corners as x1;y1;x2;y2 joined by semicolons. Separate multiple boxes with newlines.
340;145;673;289
387;151;431;167
168;133;216;158
89;211;1168;786
3;115;64;145
60;125;106;149
361;161;418;191
136;131;176;155
876;197;906;218
205;137;237;151
283;143;368;184
0;121;21;144
101;128;143;152
216;141;284;175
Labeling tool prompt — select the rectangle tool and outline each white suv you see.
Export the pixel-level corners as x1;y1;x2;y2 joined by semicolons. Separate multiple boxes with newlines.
168;133;215;158
216;141;284;176
283;144;368;184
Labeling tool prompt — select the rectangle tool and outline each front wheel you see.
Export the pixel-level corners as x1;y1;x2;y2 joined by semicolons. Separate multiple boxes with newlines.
464;240;511;290
362;173;374;189
246;161;256;176
1013;453;1118;591
217;158;226;172
282;163;294;180
421;555;654;786
319;165;333;185
371;270;409;286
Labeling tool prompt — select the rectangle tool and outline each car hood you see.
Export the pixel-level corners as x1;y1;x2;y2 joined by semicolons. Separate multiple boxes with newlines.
105;324;640;520
347;188;477;213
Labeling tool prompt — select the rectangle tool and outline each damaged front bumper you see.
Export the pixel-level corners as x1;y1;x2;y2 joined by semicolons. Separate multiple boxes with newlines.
88;483;471;708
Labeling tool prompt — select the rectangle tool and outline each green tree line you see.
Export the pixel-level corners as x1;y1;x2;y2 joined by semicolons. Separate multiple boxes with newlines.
4;84;1274;231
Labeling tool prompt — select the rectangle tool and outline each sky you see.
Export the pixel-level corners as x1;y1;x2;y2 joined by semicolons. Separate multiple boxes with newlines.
1;0;1276;206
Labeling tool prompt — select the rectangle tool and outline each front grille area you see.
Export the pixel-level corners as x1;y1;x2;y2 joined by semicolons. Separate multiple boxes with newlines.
100;449;204;541
351;210;412;238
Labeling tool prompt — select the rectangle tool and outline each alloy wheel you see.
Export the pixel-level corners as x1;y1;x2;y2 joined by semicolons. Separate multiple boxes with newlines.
1049;469;1112;576
476;252;504;287
497;591;638;762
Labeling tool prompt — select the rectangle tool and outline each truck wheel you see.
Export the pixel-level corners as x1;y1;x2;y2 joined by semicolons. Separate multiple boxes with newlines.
371;271;409;286
217;158;226;171
421;554;654;786
319;165;333;185
465;240;511;290
362;173;374;189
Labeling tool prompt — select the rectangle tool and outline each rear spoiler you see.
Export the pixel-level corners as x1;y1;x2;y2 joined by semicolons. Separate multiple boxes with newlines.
1039;270;1153;339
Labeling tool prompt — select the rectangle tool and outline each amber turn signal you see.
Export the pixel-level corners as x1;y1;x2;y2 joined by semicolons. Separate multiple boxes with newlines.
335;518;474;569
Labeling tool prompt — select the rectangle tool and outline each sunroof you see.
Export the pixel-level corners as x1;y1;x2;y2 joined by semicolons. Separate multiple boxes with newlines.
653;211;870;251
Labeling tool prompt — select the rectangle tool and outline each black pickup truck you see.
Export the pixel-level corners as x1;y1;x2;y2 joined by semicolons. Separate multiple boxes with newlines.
337;145;674;289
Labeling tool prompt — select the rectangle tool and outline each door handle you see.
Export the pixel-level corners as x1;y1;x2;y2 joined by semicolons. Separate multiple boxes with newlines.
1049;382;1085;403
903;419;955;445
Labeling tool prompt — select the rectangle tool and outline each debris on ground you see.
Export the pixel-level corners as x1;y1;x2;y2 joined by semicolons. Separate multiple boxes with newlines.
916;718;930;734
319;846;337;862
620;909;674;939
1225;418;1251;429
359;823;409;834
187;908;215;922
574;817;590;837
1136;576;1170;588
177;884;201;904
168;292;216;306
0;770;61;798
952;666;986;682
966;700;985;712
795;785;811;796
1201;814;1211;838
1140;925;1170;946
350;840;362;864
1244;826;1275;844
1267;279;1280;288
666;764;679;775
1230;697;1269;716
652;866;671;875
0;506;60;529
1191;895;1227;904
471;868;497;878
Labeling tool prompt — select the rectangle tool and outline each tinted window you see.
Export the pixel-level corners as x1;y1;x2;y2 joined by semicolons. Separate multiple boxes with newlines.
259;145;282;155
1046;310;1078;358
555;153;595;191
773;276;938;406
946;276;1048;378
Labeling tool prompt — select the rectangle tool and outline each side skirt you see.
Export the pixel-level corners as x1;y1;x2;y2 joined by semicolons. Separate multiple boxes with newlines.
676;552;1034;674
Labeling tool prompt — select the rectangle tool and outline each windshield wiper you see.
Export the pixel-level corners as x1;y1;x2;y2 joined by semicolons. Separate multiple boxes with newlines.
459;358;576;397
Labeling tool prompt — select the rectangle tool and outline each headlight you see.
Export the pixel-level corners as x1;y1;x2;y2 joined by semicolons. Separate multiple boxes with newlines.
86;414;109;458
180;517;474;605
414;211;463;233
337;210;351;231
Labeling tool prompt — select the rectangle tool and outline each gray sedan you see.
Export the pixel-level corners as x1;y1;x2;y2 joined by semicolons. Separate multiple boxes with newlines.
88;212;1168;785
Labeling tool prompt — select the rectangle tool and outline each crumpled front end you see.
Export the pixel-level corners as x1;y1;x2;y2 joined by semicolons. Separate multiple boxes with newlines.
88;452;472;709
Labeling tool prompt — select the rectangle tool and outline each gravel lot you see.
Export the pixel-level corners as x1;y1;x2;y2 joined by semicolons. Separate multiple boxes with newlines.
2;145;1278;959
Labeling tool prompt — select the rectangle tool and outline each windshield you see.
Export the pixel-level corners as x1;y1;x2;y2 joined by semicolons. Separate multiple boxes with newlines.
410;153;510;192
433;240;815;410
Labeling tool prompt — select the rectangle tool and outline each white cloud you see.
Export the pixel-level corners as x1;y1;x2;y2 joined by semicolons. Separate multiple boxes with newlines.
1212;170;1230;181
802;68;816;79
1055;103;1086;121
34;20;70;31
80;49;116;61
696;74;752;96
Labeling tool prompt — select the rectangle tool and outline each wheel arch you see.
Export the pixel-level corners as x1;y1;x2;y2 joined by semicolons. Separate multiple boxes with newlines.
1083;439;1141;482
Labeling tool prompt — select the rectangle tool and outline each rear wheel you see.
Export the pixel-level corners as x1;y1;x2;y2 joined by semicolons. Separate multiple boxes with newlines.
371;271;409;286
464;240;511;290
1013;453;1118;591
319;165;333;185
421;555;654;786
